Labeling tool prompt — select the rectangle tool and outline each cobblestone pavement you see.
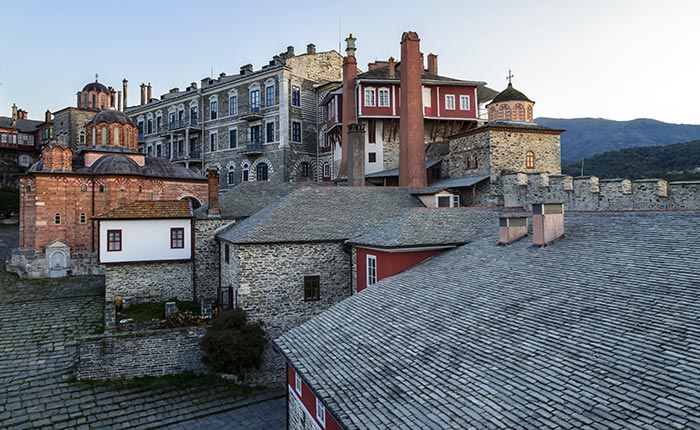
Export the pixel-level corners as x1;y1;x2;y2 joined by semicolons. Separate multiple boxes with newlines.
0;225;286;429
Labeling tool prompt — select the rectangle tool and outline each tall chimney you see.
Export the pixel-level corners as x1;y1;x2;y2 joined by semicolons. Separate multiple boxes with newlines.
340;33;358;178
388;57;396;78
45;110;51;123
117;91;123;111
140;83;147;105
532;203;565;246
11;103;18;121
147;83;152;102
347;124;366;186
427;53;438;75
307;43;316;54
498;214;528;245
207;168;221;218
122;79;128;109
398;31;427;188
109;87;116;109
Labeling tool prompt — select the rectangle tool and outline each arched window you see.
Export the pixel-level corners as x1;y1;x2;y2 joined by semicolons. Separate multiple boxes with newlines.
79;131;86;144
242;163;250;182
466;157;471;170
25;185;32;193
256;163;268;181
526;151;535;169
227;165;235;185
79;213;87;224
101;126;107;146
54;213;61;225
98;184;105;193
80;184;87;192
113;127;119;146
300;162;310;178
118;198;128;207
138;185;143;193
473;155;478;169
323;162;330;178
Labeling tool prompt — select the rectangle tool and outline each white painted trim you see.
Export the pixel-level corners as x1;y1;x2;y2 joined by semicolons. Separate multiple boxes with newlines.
378;87;390;107
279;71;290;148
288;386;322;430
358;245;456;253
392;86;396;116
364;86;376;107
366;254;377;287
460;95;471;111
445;94;456;111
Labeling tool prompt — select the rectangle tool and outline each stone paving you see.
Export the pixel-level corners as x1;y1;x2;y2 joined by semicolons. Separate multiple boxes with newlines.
0;224;286;429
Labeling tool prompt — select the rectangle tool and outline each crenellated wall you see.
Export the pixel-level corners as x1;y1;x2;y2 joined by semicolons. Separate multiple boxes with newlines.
502;173;700;210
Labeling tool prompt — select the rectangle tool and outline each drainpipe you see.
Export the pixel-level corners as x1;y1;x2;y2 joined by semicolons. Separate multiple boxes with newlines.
91;177;95;254
191;217;196;301
200;88;205;176
316;90;320;181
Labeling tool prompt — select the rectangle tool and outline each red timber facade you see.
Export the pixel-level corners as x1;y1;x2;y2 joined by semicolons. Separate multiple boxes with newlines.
354;246;446;292
321;32;487;180
287;364;342;430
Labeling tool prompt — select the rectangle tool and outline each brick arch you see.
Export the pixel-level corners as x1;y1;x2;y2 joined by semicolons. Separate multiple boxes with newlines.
513;103;525;122
178;195;202;209
526;105;533;122
499;104;511;121
250;158;274;182
290;155;317;181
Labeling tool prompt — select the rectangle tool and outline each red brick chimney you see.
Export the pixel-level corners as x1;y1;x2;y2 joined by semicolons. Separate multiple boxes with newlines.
388;57;395;78
207;168;221;218
498;214;528;245
140;83;147;105
340;33;358;178
45;110;51;123
532;203;565;246
147;83;152;102
427;53;438;75
117;91;123;111
122;79;128;109
398;31;427;188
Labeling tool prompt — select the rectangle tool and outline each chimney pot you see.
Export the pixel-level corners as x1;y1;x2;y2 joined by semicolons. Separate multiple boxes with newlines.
307;43;316;54
122;79;128;109
287;45;295;56
388;57;396;77
532;202;565;246
140;83;147;105
45;109;52;123
219;72;226;79
427;53;438;75
190;82;197;89
345;33;357;57
498;214;528;245
147;83;152;102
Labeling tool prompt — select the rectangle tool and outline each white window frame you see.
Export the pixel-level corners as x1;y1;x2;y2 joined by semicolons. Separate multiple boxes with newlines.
460;95;470;111
295;373;302;395
445;95;456;110
291;86;301;107
209;131;218;152
316;398;326;426
436;194;460;208
378;88;390;107
364;87;376;107
367;254;377;287
422;87;432;108
323;162;330;177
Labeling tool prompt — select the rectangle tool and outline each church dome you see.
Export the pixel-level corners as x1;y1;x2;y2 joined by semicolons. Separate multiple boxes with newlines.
89;109;134;126
82;81;110;94
489;83;533;105
88;154;141;175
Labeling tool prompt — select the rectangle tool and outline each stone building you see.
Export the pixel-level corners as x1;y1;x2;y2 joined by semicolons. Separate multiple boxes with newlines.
125;44;343;186
8;109;209;278
0;105;44;187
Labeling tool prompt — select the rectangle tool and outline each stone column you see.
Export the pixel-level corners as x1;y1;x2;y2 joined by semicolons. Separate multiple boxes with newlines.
347;123;366;187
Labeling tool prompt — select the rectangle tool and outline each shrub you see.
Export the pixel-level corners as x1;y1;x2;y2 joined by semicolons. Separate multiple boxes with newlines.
200;309;266;378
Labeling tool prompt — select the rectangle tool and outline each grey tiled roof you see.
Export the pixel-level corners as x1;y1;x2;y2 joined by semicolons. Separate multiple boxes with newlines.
276;211;700;430
365;158;442;179
357;64;485;87
216;187;424;244
429;174;490;189
0;116;43;133
348;207;496;248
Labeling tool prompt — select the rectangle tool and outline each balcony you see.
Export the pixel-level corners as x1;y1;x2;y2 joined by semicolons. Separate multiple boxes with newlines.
240;141;262;155
240;105;263;121
168;118;202;133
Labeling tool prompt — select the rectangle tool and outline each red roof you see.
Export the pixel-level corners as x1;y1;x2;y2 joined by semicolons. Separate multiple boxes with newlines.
94;200;193;219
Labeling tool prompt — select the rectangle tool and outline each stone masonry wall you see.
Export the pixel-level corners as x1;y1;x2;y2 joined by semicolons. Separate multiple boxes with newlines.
194;218;232;301
502;173;700;210
490;130;561;177
104;261;193;328
77;327;207;380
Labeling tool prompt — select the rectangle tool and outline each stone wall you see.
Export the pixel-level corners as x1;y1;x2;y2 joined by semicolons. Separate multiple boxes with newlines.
77;327;207;380
104;261;193;327
8;250;103;279
502;173;700;210
194;218;232;301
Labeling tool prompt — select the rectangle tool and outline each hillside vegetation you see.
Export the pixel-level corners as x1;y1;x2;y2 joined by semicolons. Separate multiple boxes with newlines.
535;117;700;163
561;140;700;181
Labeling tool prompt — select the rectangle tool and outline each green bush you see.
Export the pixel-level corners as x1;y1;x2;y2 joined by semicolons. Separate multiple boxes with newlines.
0;187;19;218
200;309;266;378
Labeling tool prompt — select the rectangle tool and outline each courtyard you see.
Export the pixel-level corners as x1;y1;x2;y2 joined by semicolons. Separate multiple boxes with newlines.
0;224;285;430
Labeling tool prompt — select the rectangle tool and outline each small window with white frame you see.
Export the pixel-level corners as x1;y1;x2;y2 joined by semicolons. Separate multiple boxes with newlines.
436;194;460;208
378;88;390;107
422;87;432;108
316;398;326;426
445;95;456;110
460;95;470;110
295;372;302;395
291;86;301;107
364;87;376;107
210;99;218;120
367;254;377;287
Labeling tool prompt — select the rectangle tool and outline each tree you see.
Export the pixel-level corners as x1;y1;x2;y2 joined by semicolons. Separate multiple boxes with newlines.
0;187;19;218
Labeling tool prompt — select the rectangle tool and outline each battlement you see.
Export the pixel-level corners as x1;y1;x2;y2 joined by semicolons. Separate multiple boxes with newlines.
502;173;700;210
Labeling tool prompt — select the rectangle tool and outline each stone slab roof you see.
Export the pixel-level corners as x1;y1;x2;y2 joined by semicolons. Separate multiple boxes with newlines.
0;116;43;133
357;64;485;87
216;187;424;244
95;200;192;219
365;158;442;179
429;174;490;189
348;207;496;248
276;211;700;430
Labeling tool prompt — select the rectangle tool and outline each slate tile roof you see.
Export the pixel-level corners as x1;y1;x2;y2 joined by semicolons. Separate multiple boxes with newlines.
94;200;193;219
216;187;424;244
275;211;700;430
365;158;442;179
0;116;43;133
429;174;490;189
348;207;496;248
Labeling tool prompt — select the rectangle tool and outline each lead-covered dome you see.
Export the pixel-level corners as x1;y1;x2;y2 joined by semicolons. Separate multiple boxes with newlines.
89;109;134;126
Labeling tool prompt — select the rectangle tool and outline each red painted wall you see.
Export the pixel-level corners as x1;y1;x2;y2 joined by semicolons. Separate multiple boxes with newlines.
355;246;442;292
424;85;477;119
359;84;399;117
288;365;342;430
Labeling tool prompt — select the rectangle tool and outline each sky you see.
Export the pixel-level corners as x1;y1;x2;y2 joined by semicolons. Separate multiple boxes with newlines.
1;0;698;124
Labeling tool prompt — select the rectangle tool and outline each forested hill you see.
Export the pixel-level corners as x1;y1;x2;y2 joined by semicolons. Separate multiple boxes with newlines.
535;117;700;163
561;140;700;181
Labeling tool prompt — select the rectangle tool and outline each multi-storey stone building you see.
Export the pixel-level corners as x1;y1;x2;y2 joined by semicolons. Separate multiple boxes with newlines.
125;44;342;188
0;105;44;186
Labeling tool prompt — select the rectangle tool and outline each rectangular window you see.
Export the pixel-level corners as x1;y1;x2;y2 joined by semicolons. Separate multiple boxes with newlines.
170;228;184;249
156;116;162;133
316;399;326;426
224;243;230;264
250;125;261;144
445;95;456;110
229;95;237;116
107;230;122;252
210;100;218;120
292;121;301;143
147;119;153;134
156;144;162;158
437;195;452;207
367;255;377;286
229;129;237;149
137;121;144;135
265;85;275;106
295;373;302;395
364;88;376;107
304;275;320;301
266;122;275;143
422;87;432;108
291;86;301;107
250;89;260;110
368;152;377;163
169;112;176;126
460;95;470;110
378;88;390;107
209;132;218;152
190;106;198;125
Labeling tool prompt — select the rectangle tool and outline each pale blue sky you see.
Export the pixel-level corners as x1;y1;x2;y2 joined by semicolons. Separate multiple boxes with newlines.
1;0;698;124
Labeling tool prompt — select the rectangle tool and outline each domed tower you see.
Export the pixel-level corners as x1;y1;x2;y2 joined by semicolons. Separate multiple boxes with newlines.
77;77;114;111
487;82;535;123
86;109;139;151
